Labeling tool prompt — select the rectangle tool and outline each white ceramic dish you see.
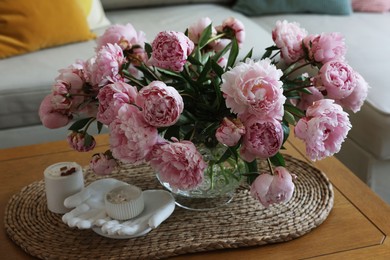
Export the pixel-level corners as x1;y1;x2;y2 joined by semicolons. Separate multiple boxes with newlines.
62;179;175;239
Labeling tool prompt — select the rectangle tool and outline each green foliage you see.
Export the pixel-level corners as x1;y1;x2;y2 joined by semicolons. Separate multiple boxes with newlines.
68;117;94;131
269;152;286;167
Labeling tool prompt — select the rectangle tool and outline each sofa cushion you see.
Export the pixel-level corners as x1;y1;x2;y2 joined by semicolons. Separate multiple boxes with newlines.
233;0;353;16
0;4;272;132
352;0;390;12
104;4;272;56
100;0;233;10
78;0;111;30
0;0;96;59
250;13;390;159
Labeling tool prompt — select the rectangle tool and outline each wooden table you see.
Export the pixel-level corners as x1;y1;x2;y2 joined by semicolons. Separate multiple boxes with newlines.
1;134;389;259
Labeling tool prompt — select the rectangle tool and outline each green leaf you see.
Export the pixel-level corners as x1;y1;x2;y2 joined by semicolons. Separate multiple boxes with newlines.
261;45;280;59
269;152;285;167
198;24;213;49
164;125;180;140
297;87;312;94
144;42;152;59
211;77;223;109
226;38;239;71
187;55;203;66
265;45;279;51
135;65;157;82
241;48;253;62
281;122;290;144
245;160;259;184
261;49;273;60
68;117;94;131
283;110;296;125
284;103;305;117
212;41;232;63
157;68;184;80
183;127;195;140
194;46;202;63
210;59;224;78
197;58;212;83
97;121;103;134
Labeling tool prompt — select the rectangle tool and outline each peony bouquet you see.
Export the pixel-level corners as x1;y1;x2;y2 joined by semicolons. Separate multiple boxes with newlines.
39;18;368;208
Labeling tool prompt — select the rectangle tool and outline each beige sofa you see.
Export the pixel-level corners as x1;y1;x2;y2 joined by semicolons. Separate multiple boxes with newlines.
1;1;389;204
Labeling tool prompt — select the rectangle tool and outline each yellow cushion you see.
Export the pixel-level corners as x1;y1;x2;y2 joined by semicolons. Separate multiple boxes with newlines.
78;0;111;30
0;0;96;59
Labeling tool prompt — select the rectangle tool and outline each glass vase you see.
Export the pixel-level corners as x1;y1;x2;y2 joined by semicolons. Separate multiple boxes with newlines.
157;143;246;211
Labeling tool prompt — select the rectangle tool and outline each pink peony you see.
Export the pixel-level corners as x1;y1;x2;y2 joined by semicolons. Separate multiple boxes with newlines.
221;58;285;119
90;43;126;87
217;17;245;47
97;82;138;125
188;17;230;53
188;17;216;44
304;32;346;63
250;167;295;207
90;151;118;176
318;60;356;99
51;80;72;110
215;117;246;147
83;57;96;84
336;72;369;113
295;99;351;161
136;81;184;127
146;140;206;190
240;116;284;162
56;61;85;91
67;131;96;152
150;31;194;72
96;23;146;51
296;86;324;111
51;80;86;113
210;38;230;52
39;94;72;129
109;104;158;164
272;20;307;64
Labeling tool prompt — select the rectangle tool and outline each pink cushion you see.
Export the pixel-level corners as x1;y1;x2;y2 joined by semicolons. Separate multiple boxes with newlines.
352;0;390;12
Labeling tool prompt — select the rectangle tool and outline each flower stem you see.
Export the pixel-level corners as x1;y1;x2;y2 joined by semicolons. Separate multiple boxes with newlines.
267;158;274;175
205;33;226;46
83;117;96;134
68;93;95;98
284;84;313;94
122;70;144;88
245;159;258;185
270;51;280;60
281;61;312;80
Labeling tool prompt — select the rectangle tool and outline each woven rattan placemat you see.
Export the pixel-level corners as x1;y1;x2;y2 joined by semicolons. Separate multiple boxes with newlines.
4;155;333;259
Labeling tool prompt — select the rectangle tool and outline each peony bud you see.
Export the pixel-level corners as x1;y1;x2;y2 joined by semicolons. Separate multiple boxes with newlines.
250;167;295;207
67;131;96;152
90;151;118;176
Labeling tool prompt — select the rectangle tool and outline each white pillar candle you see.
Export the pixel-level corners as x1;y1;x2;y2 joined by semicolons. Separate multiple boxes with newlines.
44;162;84;214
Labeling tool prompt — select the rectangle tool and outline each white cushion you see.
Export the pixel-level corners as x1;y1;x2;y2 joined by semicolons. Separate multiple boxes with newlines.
104;4;272;57
0;4;271;131
82;0;111;30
